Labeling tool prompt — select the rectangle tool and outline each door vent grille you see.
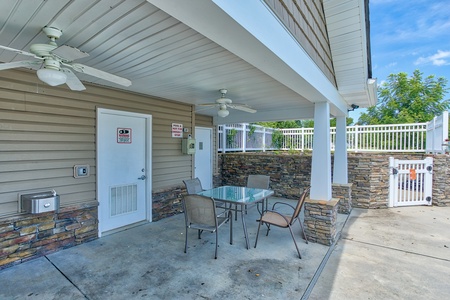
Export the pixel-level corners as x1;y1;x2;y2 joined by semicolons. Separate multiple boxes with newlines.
110;184;137;216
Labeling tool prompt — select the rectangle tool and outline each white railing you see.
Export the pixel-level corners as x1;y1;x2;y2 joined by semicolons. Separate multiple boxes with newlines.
218;122;435;153
426;111;449;154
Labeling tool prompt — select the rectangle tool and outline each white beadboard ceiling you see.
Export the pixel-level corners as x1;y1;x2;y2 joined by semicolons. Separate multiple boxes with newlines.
0;0;375;124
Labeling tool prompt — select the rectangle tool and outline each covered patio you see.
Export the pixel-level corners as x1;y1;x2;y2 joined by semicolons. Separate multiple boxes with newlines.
2;201;449;299
0;197;348;299
0;0;376;268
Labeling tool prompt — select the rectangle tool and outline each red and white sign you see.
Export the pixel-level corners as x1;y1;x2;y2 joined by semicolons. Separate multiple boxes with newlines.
117;128;132;143
172;123;183;138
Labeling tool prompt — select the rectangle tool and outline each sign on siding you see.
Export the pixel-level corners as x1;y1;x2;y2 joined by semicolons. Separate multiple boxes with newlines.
172;123;183;138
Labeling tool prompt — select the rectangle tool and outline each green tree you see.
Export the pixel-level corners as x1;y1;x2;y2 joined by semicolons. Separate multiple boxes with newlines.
358;70;449;125
255;120;299;128
256;118;353;129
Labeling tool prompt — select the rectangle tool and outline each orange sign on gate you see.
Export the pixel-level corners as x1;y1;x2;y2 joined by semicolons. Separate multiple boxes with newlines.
409;169;417;180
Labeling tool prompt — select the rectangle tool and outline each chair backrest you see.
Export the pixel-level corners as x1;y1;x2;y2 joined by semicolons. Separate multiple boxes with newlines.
183;178;204;194
182;195;217;227
247;175;270;189
290;187;311;225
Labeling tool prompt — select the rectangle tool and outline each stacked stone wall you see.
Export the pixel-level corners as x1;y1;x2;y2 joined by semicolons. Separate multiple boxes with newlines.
218;153;450;208
0;204;97;270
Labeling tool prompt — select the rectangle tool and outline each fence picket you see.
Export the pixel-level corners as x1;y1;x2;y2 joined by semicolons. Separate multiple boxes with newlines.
218;120;447;153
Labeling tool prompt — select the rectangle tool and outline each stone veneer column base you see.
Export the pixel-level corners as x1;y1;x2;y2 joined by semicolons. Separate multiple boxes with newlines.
304;198;339;246
332;183;353;214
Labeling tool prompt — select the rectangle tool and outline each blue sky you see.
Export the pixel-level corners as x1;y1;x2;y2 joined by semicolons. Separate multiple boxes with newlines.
349;0;450;121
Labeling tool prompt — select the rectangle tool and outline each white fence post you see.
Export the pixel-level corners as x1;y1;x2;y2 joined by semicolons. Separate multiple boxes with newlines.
242;123;247;153
388;156;396;207
426;111;448;154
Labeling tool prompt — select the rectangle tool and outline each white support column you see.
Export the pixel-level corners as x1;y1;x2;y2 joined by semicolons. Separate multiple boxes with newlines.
333;116;348;184
310;102;332;200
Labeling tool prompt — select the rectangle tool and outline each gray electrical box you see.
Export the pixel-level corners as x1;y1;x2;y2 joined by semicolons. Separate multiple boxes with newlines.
19;191;60;214
182;138;196;154
74;164;90;178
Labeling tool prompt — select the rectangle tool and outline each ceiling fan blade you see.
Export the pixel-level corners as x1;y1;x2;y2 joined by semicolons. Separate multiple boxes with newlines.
228;104;257;113
0;45;39;58
61;68;86;91
52;45;89;62
68;63;131;87
197;103;219;107
0;60;42;71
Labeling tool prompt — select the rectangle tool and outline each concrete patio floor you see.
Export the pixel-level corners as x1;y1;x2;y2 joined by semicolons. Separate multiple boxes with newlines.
1;198;449;299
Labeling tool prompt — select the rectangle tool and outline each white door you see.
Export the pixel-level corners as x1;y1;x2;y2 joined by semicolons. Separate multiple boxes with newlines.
97;108;152;235
195;127;213;189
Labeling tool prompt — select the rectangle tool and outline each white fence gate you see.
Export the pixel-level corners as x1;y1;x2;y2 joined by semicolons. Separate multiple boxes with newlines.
389;157;433;207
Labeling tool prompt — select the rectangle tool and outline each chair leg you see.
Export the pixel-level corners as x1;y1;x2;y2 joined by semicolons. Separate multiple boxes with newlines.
254;220;263;248
184;227;189;254
288;225;302;259
229;210;233;245
265;224;271;236
214;230;218;259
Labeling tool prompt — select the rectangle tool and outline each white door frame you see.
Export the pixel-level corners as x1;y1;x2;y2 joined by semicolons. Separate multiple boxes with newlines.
194;127;213;189
97;108;152;236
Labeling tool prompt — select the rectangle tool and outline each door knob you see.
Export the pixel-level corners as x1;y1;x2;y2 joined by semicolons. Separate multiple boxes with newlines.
138;175;147;180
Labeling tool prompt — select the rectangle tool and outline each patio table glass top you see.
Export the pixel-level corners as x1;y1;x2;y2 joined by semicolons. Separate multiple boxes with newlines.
197;185;273;204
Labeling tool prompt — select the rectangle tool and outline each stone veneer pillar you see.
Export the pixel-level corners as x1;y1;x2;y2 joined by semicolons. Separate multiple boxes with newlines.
332;183;352;214
304;198;339;246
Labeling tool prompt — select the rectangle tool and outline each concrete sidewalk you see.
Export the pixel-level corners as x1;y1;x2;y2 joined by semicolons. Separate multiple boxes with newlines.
310;206;450;300
1;202;449;299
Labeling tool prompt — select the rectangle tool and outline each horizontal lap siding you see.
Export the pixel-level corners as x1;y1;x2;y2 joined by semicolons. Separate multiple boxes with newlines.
0;70;193;217
264;0;336;86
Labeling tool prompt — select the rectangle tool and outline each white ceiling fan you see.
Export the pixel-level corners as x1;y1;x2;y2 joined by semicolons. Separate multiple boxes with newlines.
0;26;131;91
197;89;257;117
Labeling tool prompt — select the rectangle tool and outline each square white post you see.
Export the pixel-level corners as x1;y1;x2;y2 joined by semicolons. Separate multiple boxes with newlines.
333;116;348;184
310;102;332;200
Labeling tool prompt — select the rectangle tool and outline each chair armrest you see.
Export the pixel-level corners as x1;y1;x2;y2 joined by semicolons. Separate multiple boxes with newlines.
263;210;291;224
271;201;295;211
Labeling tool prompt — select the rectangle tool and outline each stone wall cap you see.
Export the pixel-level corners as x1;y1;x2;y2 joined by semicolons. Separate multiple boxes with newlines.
332;183;353;187
305;198;339;206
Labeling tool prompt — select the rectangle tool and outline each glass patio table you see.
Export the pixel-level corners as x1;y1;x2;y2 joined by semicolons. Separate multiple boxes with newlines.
198;185;274;249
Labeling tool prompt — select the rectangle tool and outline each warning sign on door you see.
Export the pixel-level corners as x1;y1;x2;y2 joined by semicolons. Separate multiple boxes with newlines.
117;128;132;143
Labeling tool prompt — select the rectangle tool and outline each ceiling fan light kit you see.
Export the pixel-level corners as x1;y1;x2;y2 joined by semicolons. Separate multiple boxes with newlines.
217;106;230;117
0;26;131;91
197;89;257;117
37;68;67;86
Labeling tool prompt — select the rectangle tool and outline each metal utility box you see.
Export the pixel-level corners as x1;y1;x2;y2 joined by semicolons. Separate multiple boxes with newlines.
182;138;196;154
20;191;60;214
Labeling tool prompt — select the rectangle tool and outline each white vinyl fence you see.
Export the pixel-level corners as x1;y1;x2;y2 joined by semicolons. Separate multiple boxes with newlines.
218;118;448;153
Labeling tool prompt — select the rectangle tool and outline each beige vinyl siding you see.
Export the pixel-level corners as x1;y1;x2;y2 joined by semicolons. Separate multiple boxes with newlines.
0;69;193;217
264;0;336;86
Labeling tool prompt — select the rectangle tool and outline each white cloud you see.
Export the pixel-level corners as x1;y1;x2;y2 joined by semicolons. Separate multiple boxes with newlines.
414;50;450;66
386;62;397;68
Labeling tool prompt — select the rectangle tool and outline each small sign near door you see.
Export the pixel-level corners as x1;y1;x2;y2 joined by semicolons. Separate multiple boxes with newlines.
172;123;183;138
117;128;132;143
